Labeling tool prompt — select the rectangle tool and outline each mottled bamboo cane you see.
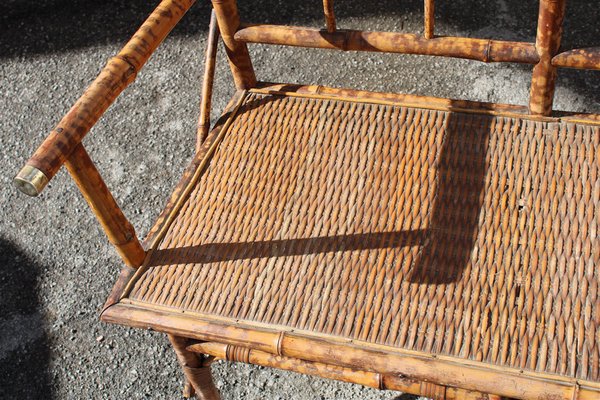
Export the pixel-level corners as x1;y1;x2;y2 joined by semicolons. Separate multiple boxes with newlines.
323;0;336;32
553;47;600;70
14;0;196;196
169;335;220;400
424;0;435;39
65;144;145;268
529;0;567;115
211;0;256;89
197;10;220;150
235;25;539;64
190;342;503;399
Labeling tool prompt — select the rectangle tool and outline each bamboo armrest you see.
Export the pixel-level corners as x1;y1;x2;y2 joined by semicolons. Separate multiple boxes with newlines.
14;0;196;196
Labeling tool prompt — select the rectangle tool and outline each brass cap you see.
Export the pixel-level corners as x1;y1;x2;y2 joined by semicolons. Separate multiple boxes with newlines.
14;165;49;197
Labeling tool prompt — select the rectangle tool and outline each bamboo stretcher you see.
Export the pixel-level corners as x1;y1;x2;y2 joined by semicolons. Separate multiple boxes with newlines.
14;0;600;399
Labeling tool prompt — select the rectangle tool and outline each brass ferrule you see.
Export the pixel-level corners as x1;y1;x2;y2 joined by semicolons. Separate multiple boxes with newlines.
14;165;49;197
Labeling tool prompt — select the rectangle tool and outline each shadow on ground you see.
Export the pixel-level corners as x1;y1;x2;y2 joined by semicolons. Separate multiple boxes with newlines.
1;0;598;59
392;395;419;400
0;237;53;399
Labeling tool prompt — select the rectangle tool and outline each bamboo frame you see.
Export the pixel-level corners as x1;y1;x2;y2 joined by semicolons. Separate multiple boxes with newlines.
211;0;256;89
191;342;502;400
65;144;145;268
234;24;540;64
197;10;220;149
101;303;600;400
529;0;567;115
14;0;196;196
424;0;435;39
323;0;336;33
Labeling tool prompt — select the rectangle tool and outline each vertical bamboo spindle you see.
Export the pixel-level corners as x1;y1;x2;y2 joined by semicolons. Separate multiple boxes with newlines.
211;0;257;89
197;10;220;149
323;0;337;33
424;0;435;39
65;144;145;268
529;0;567;115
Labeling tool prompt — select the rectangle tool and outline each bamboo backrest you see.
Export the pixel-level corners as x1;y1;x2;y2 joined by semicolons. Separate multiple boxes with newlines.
13;0;599;273
214;0;598;117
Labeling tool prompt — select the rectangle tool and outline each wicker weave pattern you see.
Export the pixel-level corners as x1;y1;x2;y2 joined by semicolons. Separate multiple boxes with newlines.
129;92;599;381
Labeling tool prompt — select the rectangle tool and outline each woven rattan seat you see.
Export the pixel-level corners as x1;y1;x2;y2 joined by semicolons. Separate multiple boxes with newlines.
109;87;599;385
15;0;600;398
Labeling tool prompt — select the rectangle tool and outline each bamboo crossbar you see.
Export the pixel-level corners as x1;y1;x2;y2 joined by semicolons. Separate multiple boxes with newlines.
191;342;501;400
65;144;145;268
197;10;220;149
553;47;600;70
14;0;196;196
234;24;540;64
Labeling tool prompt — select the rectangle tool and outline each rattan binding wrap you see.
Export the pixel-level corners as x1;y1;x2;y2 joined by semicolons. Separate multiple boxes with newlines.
122;90;599;383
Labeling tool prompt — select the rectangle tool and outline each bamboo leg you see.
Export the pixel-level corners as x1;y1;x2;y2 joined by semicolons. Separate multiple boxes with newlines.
183;378;196;398
169;335;220;400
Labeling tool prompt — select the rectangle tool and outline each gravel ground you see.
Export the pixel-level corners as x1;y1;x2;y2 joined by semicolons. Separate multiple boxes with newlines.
1;1;599;399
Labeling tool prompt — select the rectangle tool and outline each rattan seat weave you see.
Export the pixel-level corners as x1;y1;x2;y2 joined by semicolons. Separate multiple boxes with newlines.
123;90;600;383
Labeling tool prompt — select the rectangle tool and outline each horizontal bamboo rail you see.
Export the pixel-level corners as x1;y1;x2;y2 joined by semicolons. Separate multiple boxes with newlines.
65;144;145;268
191;341;500;400
14;0;196;196
102;303;600;400
254;82;537;118
234;24;540;64
197;10;220;149
553;47;600;70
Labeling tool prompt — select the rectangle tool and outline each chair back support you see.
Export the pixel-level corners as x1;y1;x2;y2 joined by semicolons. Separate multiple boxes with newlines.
213;0;599;116
13;0;599;271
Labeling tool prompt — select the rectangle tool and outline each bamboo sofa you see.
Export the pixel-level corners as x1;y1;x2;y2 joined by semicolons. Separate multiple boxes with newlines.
14;0;600;399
